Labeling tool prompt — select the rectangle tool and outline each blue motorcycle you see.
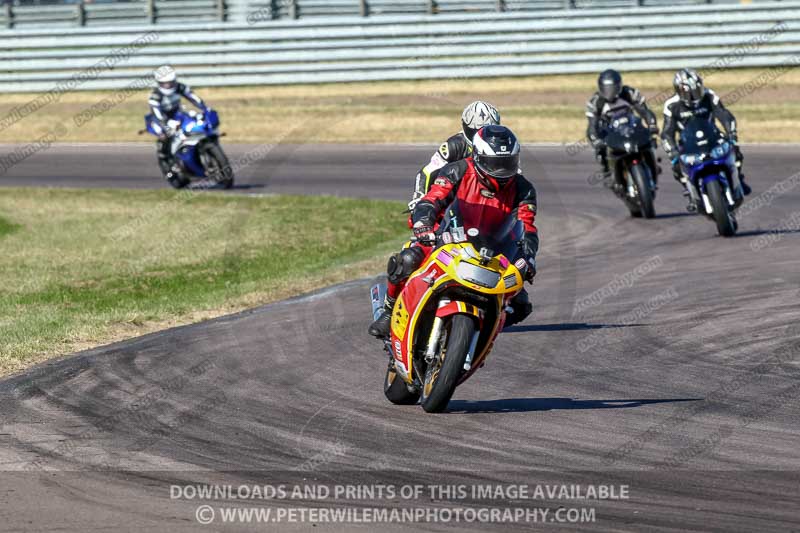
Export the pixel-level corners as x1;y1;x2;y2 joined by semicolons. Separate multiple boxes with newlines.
142;108;233;189
678;118;744;237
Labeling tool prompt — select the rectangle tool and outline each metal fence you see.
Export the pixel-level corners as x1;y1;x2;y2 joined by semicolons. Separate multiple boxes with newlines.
0;0;788;27
0;2;798;92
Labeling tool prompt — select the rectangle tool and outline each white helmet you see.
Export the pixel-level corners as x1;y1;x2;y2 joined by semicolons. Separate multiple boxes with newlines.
461;101;500;145
154;65;177;95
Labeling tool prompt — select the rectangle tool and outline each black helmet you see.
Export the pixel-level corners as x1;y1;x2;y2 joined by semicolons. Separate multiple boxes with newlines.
673;68;704;107
472;125;520;186
598;69;622;101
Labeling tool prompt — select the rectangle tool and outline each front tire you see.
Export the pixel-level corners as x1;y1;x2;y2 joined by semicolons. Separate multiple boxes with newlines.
204;143;234;189
420;315;475;413
706;180;737;237
631;163;656;219
384;363;420;405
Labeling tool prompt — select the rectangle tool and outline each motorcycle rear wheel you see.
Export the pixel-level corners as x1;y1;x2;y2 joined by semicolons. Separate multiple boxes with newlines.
420;315;475;413
384;363;420;405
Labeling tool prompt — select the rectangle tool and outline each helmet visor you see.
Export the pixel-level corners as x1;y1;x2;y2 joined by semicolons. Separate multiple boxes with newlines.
678;83;703;104
476;153;519;179
599;83;621;101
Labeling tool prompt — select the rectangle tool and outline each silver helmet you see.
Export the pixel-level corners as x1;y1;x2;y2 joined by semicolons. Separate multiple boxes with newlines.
154;65;178;96
461;101;501;145
673;68;704;107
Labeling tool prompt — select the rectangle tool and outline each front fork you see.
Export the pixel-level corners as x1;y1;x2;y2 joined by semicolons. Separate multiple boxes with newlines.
424;299;483;371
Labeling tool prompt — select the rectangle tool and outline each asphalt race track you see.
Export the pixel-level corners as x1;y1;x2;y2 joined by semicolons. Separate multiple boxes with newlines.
1;143;799;531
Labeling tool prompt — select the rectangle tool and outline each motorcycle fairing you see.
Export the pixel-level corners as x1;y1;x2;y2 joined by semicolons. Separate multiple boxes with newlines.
390;241;523;384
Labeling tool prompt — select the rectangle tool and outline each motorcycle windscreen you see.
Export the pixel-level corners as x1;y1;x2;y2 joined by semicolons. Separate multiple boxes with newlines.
679;118;725;158
438;201;524;260
602;111;651;151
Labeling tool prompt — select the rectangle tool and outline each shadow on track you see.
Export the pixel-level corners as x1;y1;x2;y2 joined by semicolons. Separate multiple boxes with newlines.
446;397;700;414
733;228;800;238
184;183;266;191
655;212;697;219
504;323;643;333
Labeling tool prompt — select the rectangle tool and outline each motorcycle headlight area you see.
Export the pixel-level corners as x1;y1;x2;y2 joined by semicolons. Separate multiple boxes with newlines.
710;141;730;160
680;153;699;165
455;262;501;289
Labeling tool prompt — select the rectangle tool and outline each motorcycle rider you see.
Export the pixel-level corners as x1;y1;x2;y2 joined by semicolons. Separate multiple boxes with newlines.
407;101;501;211
586;69;660;189
148;65;208;187
661;68;751;199
369;125;539;339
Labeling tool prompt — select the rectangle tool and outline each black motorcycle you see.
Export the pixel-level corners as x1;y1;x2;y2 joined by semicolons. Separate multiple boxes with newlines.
601;112;659;219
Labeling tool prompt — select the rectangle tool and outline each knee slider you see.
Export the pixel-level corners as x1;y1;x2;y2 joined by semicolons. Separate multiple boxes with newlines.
387;247;424;284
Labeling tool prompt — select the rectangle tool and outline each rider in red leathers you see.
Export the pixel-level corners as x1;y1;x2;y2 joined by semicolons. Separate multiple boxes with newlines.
369;125;539;338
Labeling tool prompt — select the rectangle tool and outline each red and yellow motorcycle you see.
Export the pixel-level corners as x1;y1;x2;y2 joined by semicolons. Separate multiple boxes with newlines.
371;205;529;413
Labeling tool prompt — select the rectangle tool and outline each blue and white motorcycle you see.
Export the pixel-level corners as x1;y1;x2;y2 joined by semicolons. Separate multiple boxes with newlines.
143;108;233;189
678;118;744;237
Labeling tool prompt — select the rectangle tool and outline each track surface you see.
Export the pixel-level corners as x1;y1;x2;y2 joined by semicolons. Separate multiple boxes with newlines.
1;144;799;532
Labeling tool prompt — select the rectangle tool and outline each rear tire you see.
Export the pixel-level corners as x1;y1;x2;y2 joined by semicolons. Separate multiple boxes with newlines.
204;143;234;189
706;180;736;237
383;363;419;405
420;315;475;413
632;163;656;219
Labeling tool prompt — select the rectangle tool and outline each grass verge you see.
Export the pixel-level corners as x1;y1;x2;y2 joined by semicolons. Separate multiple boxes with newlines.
1;69;800;144
0;215;20;239
0;188;408;376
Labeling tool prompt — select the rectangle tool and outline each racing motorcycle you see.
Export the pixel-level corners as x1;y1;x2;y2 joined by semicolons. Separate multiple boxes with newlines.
141;108;233;189
678;118;744;237
370;203;529;413
602;111;658;219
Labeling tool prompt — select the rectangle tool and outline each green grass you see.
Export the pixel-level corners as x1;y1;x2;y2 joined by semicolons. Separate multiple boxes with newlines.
2;69;800;144
0;188;408;375
0;215;20;239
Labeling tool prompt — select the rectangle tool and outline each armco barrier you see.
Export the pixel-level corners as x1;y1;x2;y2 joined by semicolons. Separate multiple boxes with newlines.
0;2;798;92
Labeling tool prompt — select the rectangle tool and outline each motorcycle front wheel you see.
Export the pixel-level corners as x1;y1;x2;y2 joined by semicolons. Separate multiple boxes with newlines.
204;143;234;189
631;162;656;219
706;180;737;237
420;315;475;413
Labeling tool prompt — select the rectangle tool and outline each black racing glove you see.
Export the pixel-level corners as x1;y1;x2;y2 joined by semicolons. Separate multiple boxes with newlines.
649;127;659;148
412;221;436;245
523;257;537;282
518;242;537;282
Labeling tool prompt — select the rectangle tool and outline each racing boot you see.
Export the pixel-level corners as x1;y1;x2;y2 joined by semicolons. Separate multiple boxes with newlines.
680;182;697;213
368;296;396;338
504;290;532;328
166;163;188;189
734;145;751;195
739;171;752;196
